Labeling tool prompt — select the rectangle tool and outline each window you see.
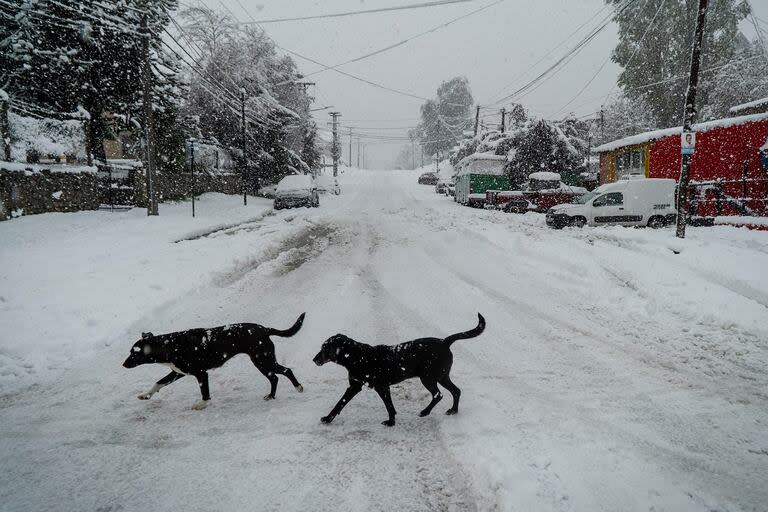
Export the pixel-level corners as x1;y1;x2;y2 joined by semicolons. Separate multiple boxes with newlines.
615;149;645;179
593;192;623;207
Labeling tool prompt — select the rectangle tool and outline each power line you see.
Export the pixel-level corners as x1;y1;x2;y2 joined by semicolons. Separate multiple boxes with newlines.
294;0;503;81
550;0;663;117
230;0;470;106
229;0;475;25
489;1;614;100
486;0;631;107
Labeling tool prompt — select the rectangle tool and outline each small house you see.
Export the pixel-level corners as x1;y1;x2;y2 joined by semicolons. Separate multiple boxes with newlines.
593;113;768;218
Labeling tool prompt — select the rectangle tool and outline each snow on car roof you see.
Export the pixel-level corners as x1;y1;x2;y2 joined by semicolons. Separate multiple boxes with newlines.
593;112;768;153
529;171;561;181
276;174;312;192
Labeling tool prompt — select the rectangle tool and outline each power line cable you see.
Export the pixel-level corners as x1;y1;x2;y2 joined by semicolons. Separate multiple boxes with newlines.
291;0;503;81
228;0;475;25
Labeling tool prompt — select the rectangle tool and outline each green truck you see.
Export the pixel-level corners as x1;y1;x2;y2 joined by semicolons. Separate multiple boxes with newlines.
454;154;510;207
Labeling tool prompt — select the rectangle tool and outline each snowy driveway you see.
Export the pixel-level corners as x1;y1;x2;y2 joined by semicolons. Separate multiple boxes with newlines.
2;170;768;511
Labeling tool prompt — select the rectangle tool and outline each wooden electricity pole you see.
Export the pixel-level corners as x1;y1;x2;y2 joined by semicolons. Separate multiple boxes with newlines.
500;107;506;133
190;139;195;217
241;89;248;206
330;112;341;176
141;12;158;216
348;127;353;167
473;105;480;136
676;0;709;239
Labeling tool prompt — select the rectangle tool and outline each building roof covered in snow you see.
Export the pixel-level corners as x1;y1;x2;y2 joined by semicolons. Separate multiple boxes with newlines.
456;153;507;176
592;112;768;153
729;97;768;115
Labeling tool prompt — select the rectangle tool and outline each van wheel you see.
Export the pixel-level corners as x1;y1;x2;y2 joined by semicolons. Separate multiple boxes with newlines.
648;216;665;229
570;216;586;228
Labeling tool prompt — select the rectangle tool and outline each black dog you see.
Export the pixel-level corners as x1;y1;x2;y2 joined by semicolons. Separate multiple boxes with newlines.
123;313;306;410
313;313;485;426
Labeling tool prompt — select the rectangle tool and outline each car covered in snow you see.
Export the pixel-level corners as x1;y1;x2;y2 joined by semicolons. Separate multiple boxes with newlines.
258;184;277;198
418;172;439;185
546;178;677;228
435;177;451;194
522;172;588;212
485;172;587;213
315;175;340;195
274;174;319;210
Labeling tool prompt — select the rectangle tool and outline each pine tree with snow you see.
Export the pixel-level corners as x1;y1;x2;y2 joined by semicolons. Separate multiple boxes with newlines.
608;0;750;128
418;76;473;159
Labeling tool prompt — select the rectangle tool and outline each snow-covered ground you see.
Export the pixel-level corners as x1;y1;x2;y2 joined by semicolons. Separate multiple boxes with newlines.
1;170;767;511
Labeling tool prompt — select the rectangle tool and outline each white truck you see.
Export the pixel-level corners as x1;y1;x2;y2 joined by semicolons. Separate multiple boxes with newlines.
546;178;677;229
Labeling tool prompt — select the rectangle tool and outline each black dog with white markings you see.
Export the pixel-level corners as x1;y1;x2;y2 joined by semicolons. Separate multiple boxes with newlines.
123;313;306;410
313;313;485;426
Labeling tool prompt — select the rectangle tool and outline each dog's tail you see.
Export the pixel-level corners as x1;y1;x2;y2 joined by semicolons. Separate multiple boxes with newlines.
443;313;485;347
267;313;306;338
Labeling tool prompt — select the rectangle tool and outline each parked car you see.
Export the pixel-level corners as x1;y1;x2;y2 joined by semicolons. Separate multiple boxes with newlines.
485;172;587;213
258;184;277;198
447;182;456;196
546;178;677;229
274;175;319;210
418;172;439;185
435;178;450;194
315;175;341;195
485;190;531;213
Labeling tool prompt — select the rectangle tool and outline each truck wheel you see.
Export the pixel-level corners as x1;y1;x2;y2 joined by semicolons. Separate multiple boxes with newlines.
647;216;665;229
570;216;586;228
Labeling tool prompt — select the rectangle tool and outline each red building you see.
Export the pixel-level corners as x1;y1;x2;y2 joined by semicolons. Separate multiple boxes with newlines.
593;112;768;219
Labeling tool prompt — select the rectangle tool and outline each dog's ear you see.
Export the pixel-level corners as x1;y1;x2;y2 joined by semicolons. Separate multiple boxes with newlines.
142;332;153;339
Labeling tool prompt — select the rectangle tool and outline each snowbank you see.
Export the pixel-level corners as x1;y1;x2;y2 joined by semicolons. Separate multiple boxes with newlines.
0;194;275;386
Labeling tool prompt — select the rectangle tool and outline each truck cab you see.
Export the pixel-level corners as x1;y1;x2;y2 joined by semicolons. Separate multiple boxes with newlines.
546;178;677;229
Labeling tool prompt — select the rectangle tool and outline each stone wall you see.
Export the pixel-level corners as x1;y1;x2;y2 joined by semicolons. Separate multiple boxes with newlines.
1;165;245;220
0;167;101;219
127;170;243;207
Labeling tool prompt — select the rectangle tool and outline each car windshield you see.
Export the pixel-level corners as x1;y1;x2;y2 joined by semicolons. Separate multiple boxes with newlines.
573;190;599;204
276;175;312;192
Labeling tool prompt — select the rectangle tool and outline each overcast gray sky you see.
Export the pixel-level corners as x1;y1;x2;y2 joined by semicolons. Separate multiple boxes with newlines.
208;0;768;168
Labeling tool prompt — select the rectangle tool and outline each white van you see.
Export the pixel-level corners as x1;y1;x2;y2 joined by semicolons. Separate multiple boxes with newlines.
546;178;676;229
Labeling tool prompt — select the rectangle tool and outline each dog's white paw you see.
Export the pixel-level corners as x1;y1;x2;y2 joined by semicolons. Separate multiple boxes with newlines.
263;394;275;401
137;392;153;400
295;385;304;393
191;400;209;410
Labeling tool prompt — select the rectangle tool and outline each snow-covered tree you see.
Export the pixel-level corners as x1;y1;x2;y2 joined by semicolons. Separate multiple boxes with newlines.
1;0;184;165
596;94;658;144
180;7;316;186
418;76;473;158
702;39;768;119
608;0;750;128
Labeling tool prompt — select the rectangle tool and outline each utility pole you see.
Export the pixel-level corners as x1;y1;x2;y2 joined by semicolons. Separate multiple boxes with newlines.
411;136;416;169
190;139;195;217
0;97;10;161
500;107;506;133
141;12;158;216
357;138;361;168
676;0;709;239
241;89;247;205
599;106;605;140
348;127;353;168
473;105;480;136
329;112;341;176
421;144;424;168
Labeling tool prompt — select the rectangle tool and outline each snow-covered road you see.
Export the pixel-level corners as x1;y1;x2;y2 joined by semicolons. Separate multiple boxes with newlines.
2;170;767;511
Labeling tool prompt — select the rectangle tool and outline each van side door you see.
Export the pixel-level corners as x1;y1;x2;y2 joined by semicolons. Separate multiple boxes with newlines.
592;192;628;225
